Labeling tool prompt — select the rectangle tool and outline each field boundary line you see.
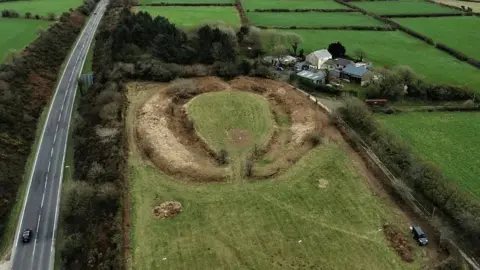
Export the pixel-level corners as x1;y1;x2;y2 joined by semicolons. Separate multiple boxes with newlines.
334;0;480;70
382;12;480;17
293;87;480;270
134;3;234;6
256;25;394;31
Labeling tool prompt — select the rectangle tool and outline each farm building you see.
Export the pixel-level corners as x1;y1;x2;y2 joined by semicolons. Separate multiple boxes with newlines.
263;55;298;66
322;58;354;71
341;64;373;86
296;70;326;84
294;61;311;72
306;49;332;69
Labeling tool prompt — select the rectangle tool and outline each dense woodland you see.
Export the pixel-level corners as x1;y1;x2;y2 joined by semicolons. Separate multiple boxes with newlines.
0;1;98;246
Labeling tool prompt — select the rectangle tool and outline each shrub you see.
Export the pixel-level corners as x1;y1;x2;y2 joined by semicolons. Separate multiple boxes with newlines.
25;12;32;19
245;159;253;177
166;79;198;100
305;131;323;146
216;149;229;165
47;12;56;21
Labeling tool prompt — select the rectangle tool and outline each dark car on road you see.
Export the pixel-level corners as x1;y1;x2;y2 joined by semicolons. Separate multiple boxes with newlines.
411;225;428;246
22;229;32;243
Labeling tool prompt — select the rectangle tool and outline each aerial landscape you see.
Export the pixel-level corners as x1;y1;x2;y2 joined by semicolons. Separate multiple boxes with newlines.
0;0;479;269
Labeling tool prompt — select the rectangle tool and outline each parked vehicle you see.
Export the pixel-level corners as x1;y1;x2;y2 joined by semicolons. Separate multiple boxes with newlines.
22;229;32;243
411;225;428;246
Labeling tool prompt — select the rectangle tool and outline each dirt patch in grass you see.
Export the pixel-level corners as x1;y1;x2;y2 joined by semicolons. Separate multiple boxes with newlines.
153;201;183;219
229;128;251;147
383;224;414;263
317;179;329;189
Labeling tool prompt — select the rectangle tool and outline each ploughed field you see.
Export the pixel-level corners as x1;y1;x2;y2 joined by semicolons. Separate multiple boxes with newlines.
138;6;241;27
394;16;480;61
0;18;51;63
247;12;385;27
353;0;460;15
125;77;431;270
378;112;480;199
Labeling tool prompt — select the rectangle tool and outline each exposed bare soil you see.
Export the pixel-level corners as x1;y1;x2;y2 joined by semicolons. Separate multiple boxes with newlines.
134;76;341;182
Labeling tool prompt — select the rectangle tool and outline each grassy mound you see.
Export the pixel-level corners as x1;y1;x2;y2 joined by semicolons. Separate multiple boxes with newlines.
187;91;274;155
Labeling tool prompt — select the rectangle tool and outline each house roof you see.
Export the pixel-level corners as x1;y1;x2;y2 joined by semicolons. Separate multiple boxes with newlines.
343;64;369;77
297;70;325;81
335;58;354;66
310;49;332;59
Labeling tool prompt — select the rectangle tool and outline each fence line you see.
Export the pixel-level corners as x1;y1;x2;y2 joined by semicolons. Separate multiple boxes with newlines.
294;88;480;270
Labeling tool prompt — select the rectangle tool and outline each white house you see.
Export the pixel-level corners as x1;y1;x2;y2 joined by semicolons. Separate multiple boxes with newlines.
306;49;332;69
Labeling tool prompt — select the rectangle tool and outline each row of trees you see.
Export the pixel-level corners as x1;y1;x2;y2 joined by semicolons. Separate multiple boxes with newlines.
365;66;475;101
1;9;58;20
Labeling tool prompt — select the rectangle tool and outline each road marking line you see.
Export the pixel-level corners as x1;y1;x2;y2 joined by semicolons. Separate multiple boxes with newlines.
11;6;96;259
55;125;59;133
58;114;61;123
53;133;57;144
49;4;107;270
50;148;54;157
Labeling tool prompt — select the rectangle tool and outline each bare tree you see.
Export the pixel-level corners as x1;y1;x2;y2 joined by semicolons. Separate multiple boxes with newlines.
284;32;303;56
354;49;366;62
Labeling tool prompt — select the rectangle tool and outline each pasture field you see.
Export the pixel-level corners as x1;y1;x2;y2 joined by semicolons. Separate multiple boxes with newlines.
126;84;427;269
187;91;274;154
242;0;346;10
433;0;480;11
353;0;460;14
139;0;232;4
0;0;82;16
138;6;240;27
0;18;51;63
378;112;480;199
280;29;480;92
394;16;480;60
248;12;385;27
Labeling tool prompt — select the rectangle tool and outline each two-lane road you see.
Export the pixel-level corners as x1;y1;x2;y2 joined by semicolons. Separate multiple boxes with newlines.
11;1;108;269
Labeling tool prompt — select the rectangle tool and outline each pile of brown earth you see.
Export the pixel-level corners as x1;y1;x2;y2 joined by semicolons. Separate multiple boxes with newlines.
153;201;183;219
383;224;414;263
134;76;341;182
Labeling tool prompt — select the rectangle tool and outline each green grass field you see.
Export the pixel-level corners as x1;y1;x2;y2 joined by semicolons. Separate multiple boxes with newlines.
129;143;425;270
138;6;241;27
242;0;346;10
353;0;460;15
187;91;274;154
126;86;429;269
394;16;480;60
0;0;82;16
140;0;232;4
0;18;52;63
280;29;480;92
378;112;480;199
248;12;384;27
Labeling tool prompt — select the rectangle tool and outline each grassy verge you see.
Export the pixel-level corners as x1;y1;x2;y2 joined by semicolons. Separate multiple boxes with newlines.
81;43;94;74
